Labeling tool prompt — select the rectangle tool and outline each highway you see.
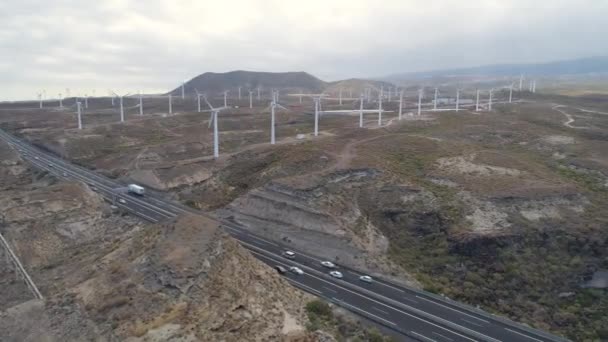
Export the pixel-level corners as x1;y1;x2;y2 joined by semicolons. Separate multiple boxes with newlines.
0;128;569;342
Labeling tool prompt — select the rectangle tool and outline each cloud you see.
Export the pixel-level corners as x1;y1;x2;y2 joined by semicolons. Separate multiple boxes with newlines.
1;0;606;100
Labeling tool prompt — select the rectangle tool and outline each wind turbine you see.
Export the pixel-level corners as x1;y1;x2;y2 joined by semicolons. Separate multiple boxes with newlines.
112;91;130;122
138;91;143;116
181;81;185;99
84;94;89;109
533;80;537;93
488;89;493;111
223;91;228;108
169;94;173;115
77;101;83;129
238;86;242;100
509;83;514;103
59;93;63;108
339;88;343;105
378;90;383;126
398;90;404;120
456;89;460;112
519;74;524;91
257;86;261;100
38;93;43;109
313;96;321;136
476;89;480;111
203;96;228;158
249;90;253;109
359;94;365;128
388;87;392;102
417;89;423;116
266;98;289;144
195;89;204;112
433;88;439;111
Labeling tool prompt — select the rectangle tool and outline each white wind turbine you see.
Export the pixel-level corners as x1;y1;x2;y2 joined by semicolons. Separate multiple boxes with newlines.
433;88;439;111
195;89;204;112
313;96;321;136
339;88;343;105
398;89;404;120
238;86;242;100
257;86;261;101
266;98;289;144
181;81;185;99
84;94;89;109
249;90;253;109
519;74;524;91
138;91;143;116
77;101;83;129
509;83;514;103
203;96;229;158
112;91;130;122
37;92;43;109
417;89;423;116
223;90;229;108
456;89;460;112
59;93;63;108
488;89;493;111
169;94;173;115
377;91;383;126
475;89;480;112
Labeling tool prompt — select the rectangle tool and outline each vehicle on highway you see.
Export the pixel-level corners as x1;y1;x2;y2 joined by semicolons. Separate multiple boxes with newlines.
128;183;145;196
118;198;126;204
91;186;98;191
275;265;287;274
283;251;296;259
34;156;39;160
329;271;343;279
320;261;335;268
48;163;53;167
359;275;373;283
289;266;304;275
110;205;118;210
62;172;67;177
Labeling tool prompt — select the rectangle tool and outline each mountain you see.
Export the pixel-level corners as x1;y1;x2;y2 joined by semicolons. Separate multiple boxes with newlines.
383;56;608;81
324;78;395;96
170;70;327;96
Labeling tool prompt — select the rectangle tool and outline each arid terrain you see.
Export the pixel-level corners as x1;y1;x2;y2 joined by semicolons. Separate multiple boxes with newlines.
1;79;607;341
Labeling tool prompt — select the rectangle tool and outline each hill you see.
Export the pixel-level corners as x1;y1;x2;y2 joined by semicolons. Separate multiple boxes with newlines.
170;70;327;96
324;78;395;96
384;56;608;80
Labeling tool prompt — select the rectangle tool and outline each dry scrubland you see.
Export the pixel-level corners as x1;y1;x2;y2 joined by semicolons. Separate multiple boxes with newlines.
1;91;608;340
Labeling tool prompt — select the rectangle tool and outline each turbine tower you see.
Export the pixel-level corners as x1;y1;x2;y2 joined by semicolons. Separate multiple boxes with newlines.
475;89;480;112
238;86;242;100
378;91;383;126
84;94;88;109
77;101;83;129
488;89;493;111
398;90;404;120
267;99;288;145
417;89;423;116
359;94;365;128
139;91;143;116
181;81;185;99
433;88;438;111
112;91;129;122
456;89;460;112
169;94;173;115
203;96;228;159
249;90;253;109
59;93;63;108
223;91;228;108
339;88;343;106
509;83;514;103
313;97;321;136
195;89;203;112
257;87;261;100
38;93;43;109
519;74;524;91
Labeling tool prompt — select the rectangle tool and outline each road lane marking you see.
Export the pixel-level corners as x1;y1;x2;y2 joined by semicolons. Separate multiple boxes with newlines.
504;328;544;342
461;318;484;328
338;301;397;326
402;297;419;304
432;332;454;341
286;279;322;295
247;234;278;246
247;245;480;342
411;331;438;342
323;286;337;293
134;211;159;223
416;295;490;323
372;306;389;315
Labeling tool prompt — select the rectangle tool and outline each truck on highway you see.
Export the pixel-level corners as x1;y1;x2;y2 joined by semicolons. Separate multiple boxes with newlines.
127;184;145;196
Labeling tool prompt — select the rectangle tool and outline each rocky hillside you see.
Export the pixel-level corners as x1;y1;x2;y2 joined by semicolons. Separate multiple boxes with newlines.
324;79;395;96
171;70;327;96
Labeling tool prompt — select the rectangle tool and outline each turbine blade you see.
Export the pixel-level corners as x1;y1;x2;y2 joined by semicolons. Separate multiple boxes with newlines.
208;111;214;128
204;96;214;110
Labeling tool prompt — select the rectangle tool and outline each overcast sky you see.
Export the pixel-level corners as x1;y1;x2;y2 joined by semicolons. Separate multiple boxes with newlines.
1;0;606;100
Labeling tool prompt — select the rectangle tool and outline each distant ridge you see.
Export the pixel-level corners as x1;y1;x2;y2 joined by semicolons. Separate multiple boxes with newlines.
169;70;327;96
383;56;608;80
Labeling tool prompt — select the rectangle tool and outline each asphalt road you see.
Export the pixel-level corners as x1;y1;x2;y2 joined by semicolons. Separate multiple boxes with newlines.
0;128;569;342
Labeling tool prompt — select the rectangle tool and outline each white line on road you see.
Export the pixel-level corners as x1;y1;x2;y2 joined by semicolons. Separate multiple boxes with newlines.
402;296;419;304
134;211;159;223
247;233;278;246
372;306;389;315
416;295;490;323
286;279;322;295
461;318;484;328
338;301;397;326
432;332;454;341
504;328;544;342
411;331;438;342
323;286;337;293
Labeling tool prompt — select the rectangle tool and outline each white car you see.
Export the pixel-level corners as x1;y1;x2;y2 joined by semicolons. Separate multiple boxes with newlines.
359;275;373;283
289;266;304;275
283;251;296;259
34;156;39;160
329;271;343;279
62;172;67;177
321;261;336;268
118;198;127;204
